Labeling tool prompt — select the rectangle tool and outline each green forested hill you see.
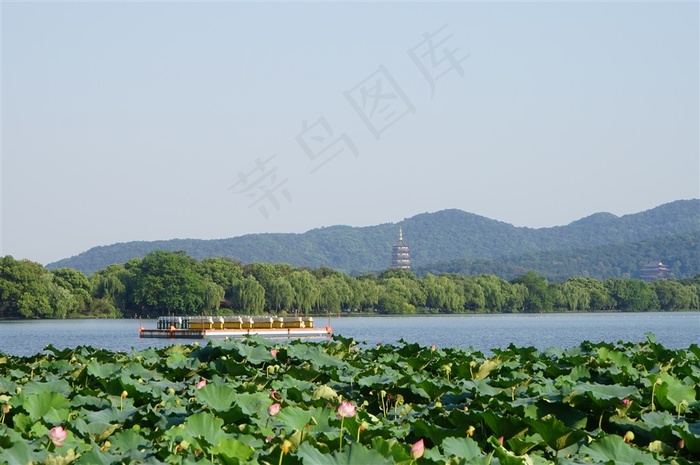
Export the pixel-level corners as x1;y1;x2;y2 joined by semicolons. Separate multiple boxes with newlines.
413;232;700;281
47;199;700;277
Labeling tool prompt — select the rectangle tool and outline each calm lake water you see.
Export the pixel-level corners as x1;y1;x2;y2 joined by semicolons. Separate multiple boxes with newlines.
0;312;697;357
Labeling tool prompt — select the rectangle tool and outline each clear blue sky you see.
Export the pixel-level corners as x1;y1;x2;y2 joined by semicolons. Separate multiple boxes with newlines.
2;1;698;265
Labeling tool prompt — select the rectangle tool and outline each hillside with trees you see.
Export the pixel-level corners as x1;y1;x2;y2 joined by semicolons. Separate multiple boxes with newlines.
46;200;700;279
3;251;699;320
414;232;700;281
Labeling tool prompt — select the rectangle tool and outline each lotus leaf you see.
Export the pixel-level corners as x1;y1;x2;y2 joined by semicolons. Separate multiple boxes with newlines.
653;372;697;411
0;337;697;464
441;436;483;460
74;446;125;465
210;438;255;464
22;379;72;397
276;405;316;433
525;414;587;452
369;437;412;462
22;391;70;423
195;383;238;411
296;441;393;465
178;411;230;447
2;440;44;465
579;434;660;465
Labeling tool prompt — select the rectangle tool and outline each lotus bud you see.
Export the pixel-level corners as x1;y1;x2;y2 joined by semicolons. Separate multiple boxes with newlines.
268;403;281;416
49;426;67;447
337;401;357;419
411;439;425;459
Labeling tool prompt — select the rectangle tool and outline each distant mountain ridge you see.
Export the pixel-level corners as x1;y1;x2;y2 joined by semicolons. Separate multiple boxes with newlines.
47;199;700;278
413;232;700;281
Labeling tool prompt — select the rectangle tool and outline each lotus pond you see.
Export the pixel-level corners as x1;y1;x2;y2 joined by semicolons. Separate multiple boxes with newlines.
0;334;698;464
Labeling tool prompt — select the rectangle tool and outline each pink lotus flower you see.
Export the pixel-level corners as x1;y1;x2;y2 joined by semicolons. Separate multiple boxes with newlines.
270;349;278;358
268;403;281;416
411;438;425;459
337;401;357;451
337;401;357;419
621;398;631;405
50;426;67;447
497;436;504;446
196;379;207;389
270;389;282;401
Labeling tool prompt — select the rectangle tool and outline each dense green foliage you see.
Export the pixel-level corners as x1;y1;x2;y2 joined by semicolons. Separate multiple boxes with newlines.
46;200;700;277
414;232;700;281
2;252;700;319
0;336;698;464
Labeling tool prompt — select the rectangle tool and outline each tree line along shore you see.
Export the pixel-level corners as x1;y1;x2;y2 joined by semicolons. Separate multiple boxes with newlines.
1;251;698;320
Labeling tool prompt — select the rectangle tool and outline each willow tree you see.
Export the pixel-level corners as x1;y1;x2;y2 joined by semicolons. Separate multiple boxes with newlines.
462;278;486;312
90;264;137;316
268;277;295;312
52;268;92;312
202;280;225;312
317;276;350;312
357;277;380;312
288;270;318;315
239;276;265;315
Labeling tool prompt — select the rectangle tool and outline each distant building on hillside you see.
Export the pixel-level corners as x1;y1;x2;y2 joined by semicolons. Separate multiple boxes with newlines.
639;261;672;281
391;227;411;269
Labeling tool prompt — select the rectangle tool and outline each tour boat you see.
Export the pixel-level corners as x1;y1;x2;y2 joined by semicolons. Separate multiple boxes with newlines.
139;315;332;339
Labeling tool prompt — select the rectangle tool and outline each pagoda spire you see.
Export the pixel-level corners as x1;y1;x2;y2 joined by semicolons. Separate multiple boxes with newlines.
391;227;411;269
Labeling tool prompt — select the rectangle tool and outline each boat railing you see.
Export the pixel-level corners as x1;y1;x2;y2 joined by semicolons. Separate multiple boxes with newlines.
156;315;315;330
